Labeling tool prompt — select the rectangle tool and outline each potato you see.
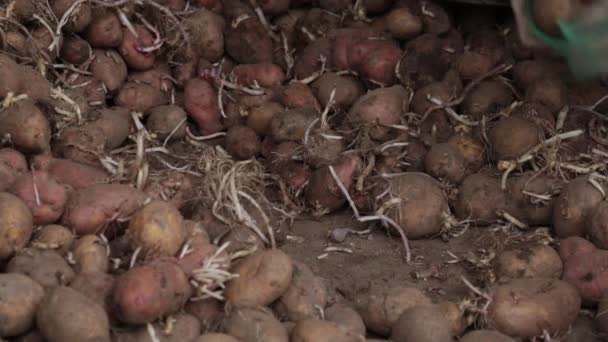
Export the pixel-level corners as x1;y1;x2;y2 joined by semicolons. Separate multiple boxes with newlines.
294;8;340;45
232;63;286;88
312;73;364;110
65;75;106;106
0;100;51;153
507;172;561;226
390;305;454;342
385;7;422;40
51;0;91;32
355;39;402;85
11;171;68;225
185;298;224;331
225;249;293;306
457;51;494;81
146;105;188;141
489;116;542;161
325;304;366;337
525;78;568;113
84;10;123;48
533;0;581;36
0;148;27;173
305;154;361;213
30;155;109;190
219;224;265;256
118;25;156;70
87;106;132;149
90;49;128;93
382;173;449;239
37;286;110;342
246;102;283;135
194;333;240;342
274;261;327;321
31;224;74;255
565;316;601;342
72;235;108;274
60;35;91;65
7;249;74;289
225;16;273;64
275;82;321;111
424;143;467;184
116;81;169;112
460;80;513;119
0;274;44;337
553;175;605;238
57;124;105;167
454;172;508;225
511;102;556;134
562;247;608;303
0;192;33;260
185;78;223;135
223;306;288;342
61;183;147;236
144;171;193;210
347;85;409;141
294;37;332;80
291;319;365;342
69;272;114;313
113;313;200;342
397;35;448;90
127;200;186;258
360;285;432;336
459;330;516;342
112;259;192;324
558;236;596;261
488;278;581;337
304;128;345;167
588;202;608;249
494;244;563;281
226;125;261;160
129;63;174;93
270;107;318;142
183;8;225;63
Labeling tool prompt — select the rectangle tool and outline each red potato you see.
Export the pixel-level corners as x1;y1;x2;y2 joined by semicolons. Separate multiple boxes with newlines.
330;28;379;71
0;100;51;154
0;148;26;191
115;82;169;113
90;49;128;93
294;37;332;80
61;184;147;236
353;39;401;85
84;10;123;48
118;25;157;70
60;35;92;65
305;154;361;213
559;236;596;262
589;202;608;249
347;85;409;141
232;63;286;88
275;82;321;112
562;247;608;304
11;171;68;225
184;78;224;135
30;155;109;190
183;8;226;63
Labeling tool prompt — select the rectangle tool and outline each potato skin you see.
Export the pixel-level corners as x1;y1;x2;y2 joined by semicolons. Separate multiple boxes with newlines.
291;319;365;342
30;155;109;190
6;248;75;289
0;274;45;337
69;272;115;313
90;49;128;93
588;202;608;249
31;224;74;255
325;304;366;337
454;172;508;225
305;154;361;213
183;8;225;63
146;105;188;141
194;333;240;342
223;306;289;342
184;78;223;135
552;176;604;238
562;248;608;303
72;235;109;274
274;261;328;321
113;313;200;342
11;171;68;225
225;249;293;306
389;305;454;342
0;192;33;260
85;11;123;48
459;330;516;342
118;25;156;70
0;100;51;153
494;244;563;281
488;278;581;337
37;286;111;342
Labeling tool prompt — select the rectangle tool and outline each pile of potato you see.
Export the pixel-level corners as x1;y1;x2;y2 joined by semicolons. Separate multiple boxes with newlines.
0;0;607;340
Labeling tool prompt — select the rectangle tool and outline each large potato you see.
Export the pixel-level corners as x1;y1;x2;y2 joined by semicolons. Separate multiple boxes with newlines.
69;271;114;313
225;249;293;306
274;261;328;321
494;244;563;280
0;274;44;337
553;175;604;238
0;192;33;260
291;319;365;342
223;306;288;342
390;305;454;342
37;286;110;342
6;248;75;289
488;277;581;337
127;200;187;258
325;304;366;337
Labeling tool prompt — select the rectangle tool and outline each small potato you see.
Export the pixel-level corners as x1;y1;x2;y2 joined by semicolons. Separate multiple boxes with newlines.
37;286;110;342
70;272;114;313
385;7;422;40
494;244;563;281
459;330;516;342
274;261;328;321
559;236;596;262
219;224;265;256
553;175;605;238
275;82;320;111
144;171;194;210
360;285;432;336
305;154;361;213
246;102;284;135
11;171;68;225
128;200;187;258
270;108;318;142
118;25;156;70
114;313;200;342
454;172;509;225
60;35;91;65
194;333;240;342
304;129;346;168
325;304;366;337
424;143;467;184
0;192;33;260
0;274;45;337
225;125;261;160
0;100;51;153
51;0;91;32
562;248;608;303
129;62;174;93
291;319;365;342
225;17;273;64
294;37;332;79
146;105;188;141
88;106;132;149
72;235;109;274
223;306;288;342
312;73;364;110
507;171;561;226
225;249;293;306
488;278;581;337
31;224;74;255
85;10;123;48
57;125;105;166
116;82;169;113
232;63;286;88
525;78;568;113
390;305;454;342
0;148;27;173
6;248;75;289
90;49;128;93
461;80;513;119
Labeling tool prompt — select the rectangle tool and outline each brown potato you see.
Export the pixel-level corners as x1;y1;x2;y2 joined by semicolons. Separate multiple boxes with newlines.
225;249;293;306
304;129;346;168
11;171;68;225
390;305;454;342
305;154;361;213
312;73;365;110
0;100;51;153
488;278;581;337
270;107;318;142
183;8;226;63
128;200;187;258
69;271;114;313
225;125;261;160
325;304;366;337
113;313;200;342
31;224;74;255
36;286;110;342
51;0;91;32
291;319;365;342
454;172;509;225
0;192;33;260
507;171;561;226
525;78;568;113
246;102;284;135
146;105;188;141
57;124;105;167
223;306;288;342
0;274;44;337
87;106;132;149
118;25;156;70
447;133;485;173
588;201;608;249
489;116;542;161
494;244;563;281
6;248;75;289
60;35;91;65
360;285;432;336
85;10;123;48
274;261;328;321
385;7;422;40
553;175;605;238
437;302;466;336
90;49;128;93
459;330;516;342
72;235;109;274
424;143;467;184
460;80;513;119
219;224;265;256
194;333;240;342
185;298;224;331
115;82;169;113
